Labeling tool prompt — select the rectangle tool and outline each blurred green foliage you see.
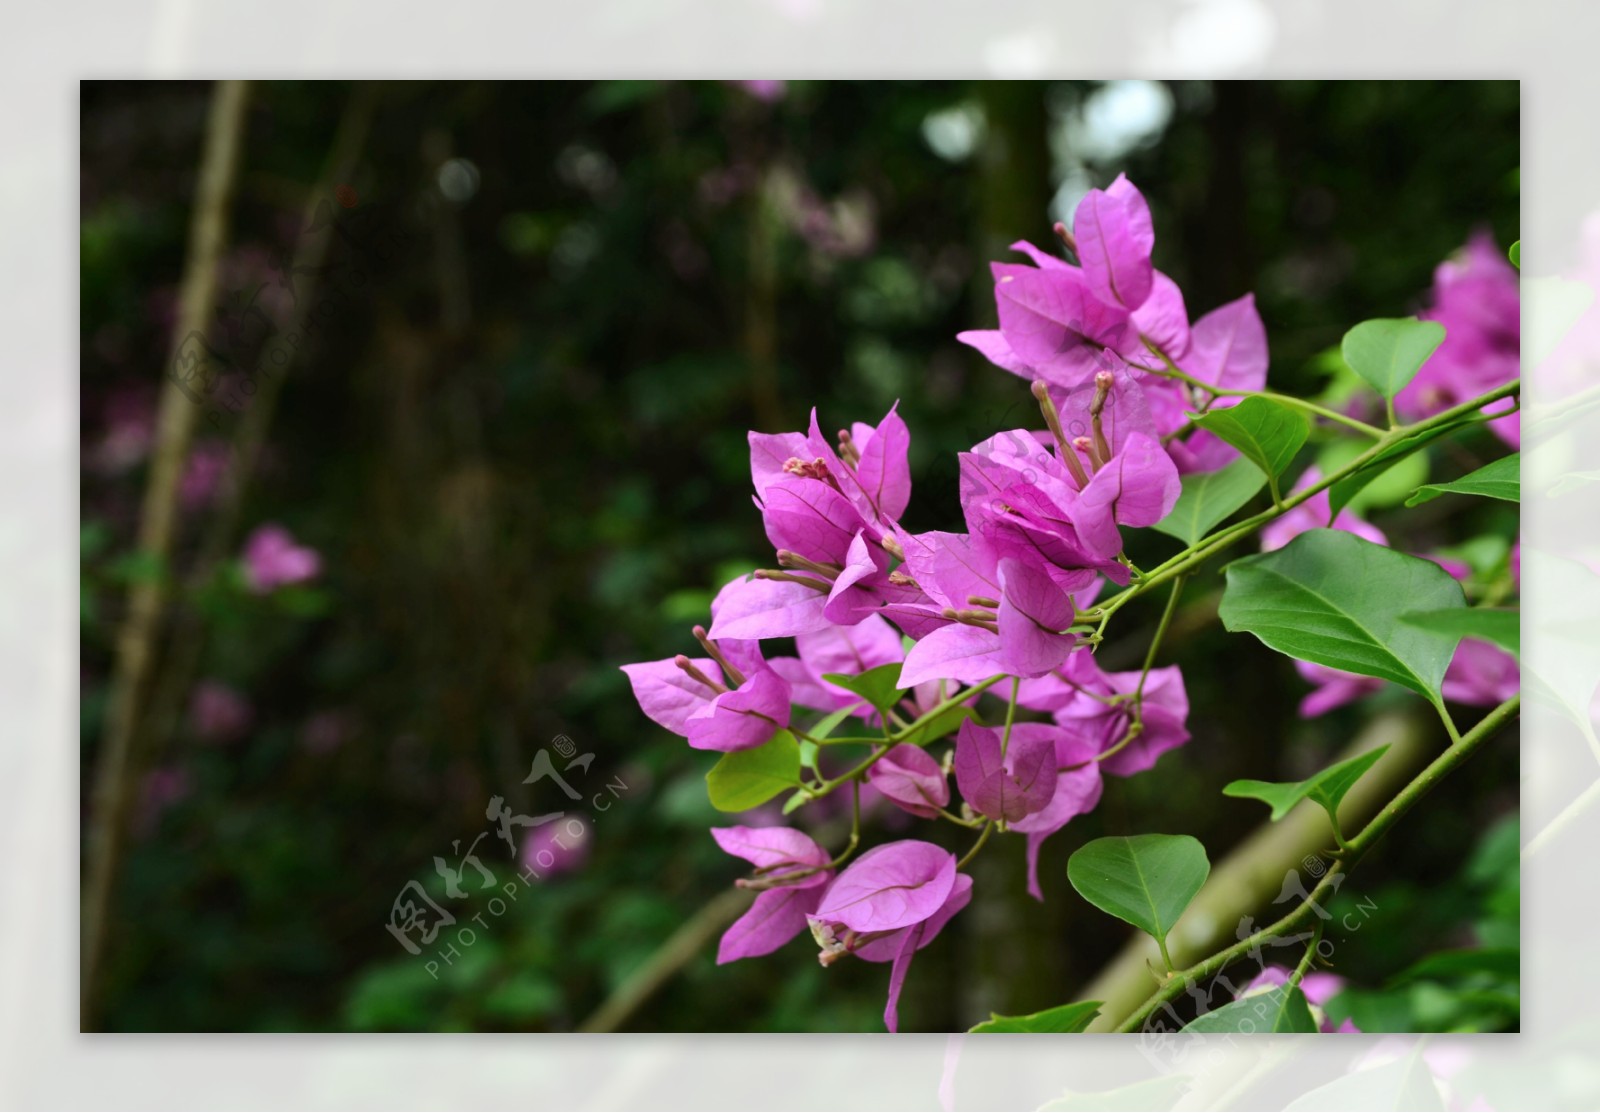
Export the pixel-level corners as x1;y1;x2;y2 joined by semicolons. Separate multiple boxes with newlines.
80;80;1519;1032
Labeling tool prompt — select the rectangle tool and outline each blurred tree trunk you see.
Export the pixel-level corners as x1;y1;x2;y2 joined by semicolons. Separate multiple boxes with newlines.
82;80;251;1029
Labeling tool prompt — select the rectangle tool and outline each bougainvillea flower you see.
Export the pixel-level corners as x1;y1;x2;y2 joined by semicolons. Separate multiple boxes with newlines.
758;475;864;564
1073;173;1156;311
811;840;958;934
1017;648;1190;777
809;843;970;1032
952;719;1057;823
958;178;1198;384
767;611;905;715
894;546;1084;687
959;429;1125;580
1146;293;1270;474
1054;366;1181;539
1396;231;1520;447
620;635;791;752
1259;467;1388;552
242;524;321;593
868;744;951;819
706;571;831;640
712;826;832;964
720;886;827;964
712;825;832;882
1442;638;1520;707
1293;658;1383;718
989;263;1134;388
853;873;973;1033
1008;725;1104;900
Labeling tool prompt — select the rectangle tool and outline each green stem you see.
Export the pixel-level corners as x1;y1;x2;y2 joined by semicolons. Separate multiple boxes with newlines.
814;674;1008;794
1136;575;1186;700
823;780;862;869
1091;377;1522;626
1115;694;1519;1033
1155;934;1174;974
1433;697;1463;746
1000;677;1020;760
1145;345;1386;439
1288;919;1325;991
956;821;995;869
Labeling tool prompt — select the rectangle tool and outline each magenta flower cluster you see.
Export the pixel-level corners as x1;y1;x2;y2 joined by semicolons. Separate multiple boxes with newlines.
619;174;1520;1032
619;175;1249;1029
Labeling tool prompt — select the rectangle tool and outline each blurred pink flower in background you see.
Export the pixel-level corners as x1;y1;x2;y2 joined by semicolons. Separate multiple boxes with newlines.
242;524;321;593
180;440;232;509
521;814;592;877
188;680;252;743
1396;230;1521;447
735;80;787;103
1294;658;1384;718
301;709;356;755
1260;467;1388;553
136;765;192;837
90;385;156;474
1441;638;1520;707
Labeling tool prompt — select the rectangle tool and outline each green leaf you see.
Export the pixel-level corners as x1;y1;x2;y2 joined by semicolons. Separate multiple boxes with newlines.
1189;397;1309;480
800;701;867;769
1341;317;1446;399
1223;745;1392;836
1406;454;1519;506
1400;607;1519;657
1181;985;1317;1034
796;738;819;772
1509;240;1520;269
106;549;166;584
820;663;906;716
1390;946;1520;986
1220;529;1466;702
898;703;974;748
705;730;801;812
1067;834;1209;962
1151;457;1267;545
968;999;1102;1033
1328;411;1483;519
81;521;112;560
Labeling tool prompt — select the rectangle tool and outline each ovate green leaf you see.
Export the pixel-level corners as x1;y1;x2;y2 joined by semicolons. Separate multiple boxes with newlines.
1400;607;1519;657
820;663;906;716
1341;317;1446;399
706;730;801;812
1220;529;1466;701
1406;454;1519;506
1152;457;1267;546
1189;397;1309;480
1182;985;1317;1034
1223;745;1392;833
968;999;1102;1033
1067;835;1209;957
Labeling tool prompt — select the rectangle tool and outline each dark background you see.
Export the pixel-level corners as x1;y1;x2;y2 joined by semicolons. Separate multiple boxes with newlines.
80;80;1520;1032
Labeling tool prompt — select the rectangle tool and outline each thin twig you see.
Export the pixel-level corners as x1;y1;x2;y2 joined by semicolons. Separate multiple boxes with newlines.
576;888;752;1032
81;80;252;1030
